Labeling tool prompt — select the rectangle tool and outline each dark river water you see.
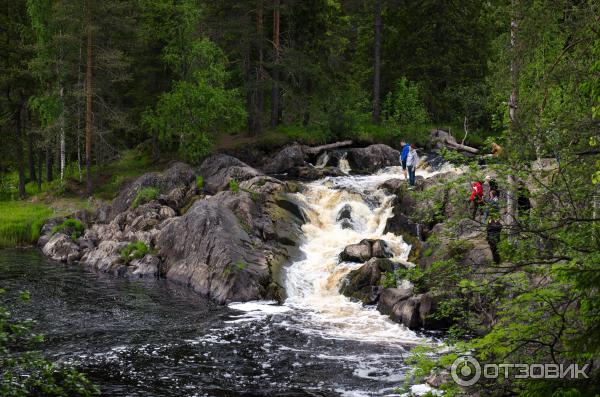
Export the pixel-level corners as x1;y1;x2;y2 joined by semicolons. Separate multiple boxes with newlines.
0;249;427;397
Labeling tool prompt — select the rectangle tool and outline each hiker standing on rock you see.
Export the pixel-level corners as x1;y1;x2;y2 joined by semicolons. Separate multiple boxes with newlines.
400;140;410;180
406;144;418;188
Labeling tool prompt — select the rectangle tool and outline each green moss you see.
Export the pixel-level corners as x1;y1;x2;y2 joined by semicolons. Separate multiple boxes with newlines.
120;241;149;264
131;187;159;209
196;175;204;191
0;202;53;247
52;218;85;240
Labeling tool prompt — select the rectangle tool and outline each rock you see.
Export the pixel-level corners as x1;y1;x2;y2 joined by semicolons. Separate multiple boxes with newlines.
339;258;394;304
426;372;449;388
372;239;393;258
378;178;405;192
127;254;160;277
81;240;128;273
263;144;308;174
340;239;373;262
37;217;66;247
376;288;441;330
111;162;196;218
199;154;261;194
42;233;81;263
346;144;400;173
336;204;353;229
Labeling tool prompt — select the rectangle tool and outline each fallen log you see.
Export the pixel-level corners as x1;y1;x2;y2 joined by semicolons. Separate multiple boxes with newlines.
430;129;479;154
304;140;353;154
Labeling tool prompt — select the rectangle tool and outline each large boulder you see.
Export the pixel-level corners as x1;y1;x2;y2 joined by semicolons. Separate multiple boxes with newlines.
42;233;81;263
339;258;394;304
346;144;400;173
156;182;304;304
199;154;262;194
339;239;393;263
111;162;196;218
263;144;308;174
37;217;66;248
377;289;441;330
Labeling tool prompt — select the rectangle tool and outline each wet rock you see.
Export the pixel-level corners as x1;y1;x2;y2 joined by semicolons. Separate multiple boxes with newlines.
199;154;261;194
42;233;81;263
128;254;160;278
340;240;372;262
372;239;393;258
376;289;441;330
346;144;400;173
339;258;394;304
336;204;353;229
378;178;405;192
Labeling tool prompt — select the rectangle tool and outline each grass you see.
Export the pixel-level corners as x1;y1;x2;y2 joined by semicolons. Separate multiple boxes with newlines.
51;218;85;240
120;241;149;264
131;187;159;209
0;202;53;248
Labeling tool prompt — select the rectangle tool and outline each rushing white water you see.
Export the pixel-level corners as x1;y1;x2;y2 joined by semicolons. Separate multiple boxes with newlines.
233;161;462;346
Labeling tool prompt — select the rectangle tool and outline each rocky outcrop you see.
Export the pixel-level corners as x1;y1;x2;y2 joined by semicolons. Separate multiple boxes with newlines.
339;258;394;304
263;144;308;174
339;239;392;263
42;233;81;263
199;154;262;194
346;144;400;173
110;162;196;219
156;177;304;303
377;288;441;330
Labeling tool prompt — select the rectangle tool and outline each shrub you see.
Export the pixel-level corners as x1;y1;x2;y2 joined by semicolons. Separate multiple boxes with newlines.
131;187;159;209
51;218;85;240
120;241;149;264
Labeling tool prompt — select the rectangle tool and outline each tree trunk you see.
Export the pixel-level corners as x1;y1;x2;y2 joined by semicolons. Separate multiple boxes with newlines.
85;0;93;196
27;128;36;183
271;0;280;128
15;103;26;199
46;145;53;182
254;0;264;135
37;149;42;190
59;86;66;182
372;0;382;125
506;0;519;238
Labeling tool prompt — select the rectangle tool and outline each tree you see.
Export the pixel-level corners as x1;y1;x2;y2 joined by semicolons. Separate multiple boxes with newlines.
372;0;382;124
271;0;281;127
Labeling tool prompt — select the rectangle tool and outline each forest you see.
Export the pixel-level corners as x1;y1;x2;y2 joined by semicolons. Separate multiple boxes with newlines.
1;0;599;396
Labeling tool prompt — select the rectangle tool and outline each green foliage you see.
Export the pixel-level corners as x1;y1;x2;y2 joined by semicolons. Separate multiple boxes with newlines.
0;289;99;396
131;187;159;209
228;179;239;193
142;38;245;164
382;77;430;127
0;202;52;248
196;175;204;191
51;218;84;240
120;241;149;264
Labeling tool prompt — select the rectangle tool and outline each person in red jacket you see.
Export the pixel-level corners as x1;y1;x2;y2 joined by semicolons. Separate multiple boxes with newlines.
469;181;484;220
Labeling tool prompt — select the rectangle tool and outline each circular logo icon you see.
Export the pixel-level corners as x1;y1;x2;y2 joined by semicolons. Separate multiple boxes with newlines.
451;356;481;387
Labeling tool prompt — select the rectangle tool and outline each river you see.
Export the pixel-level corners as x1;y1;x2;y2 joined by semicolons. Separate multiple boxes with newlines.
1;165;453;396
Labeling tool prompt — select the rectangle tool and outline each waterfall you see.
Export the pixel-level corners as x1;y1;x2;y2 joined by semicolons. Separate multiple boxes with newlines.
338;152;351;174
232;162;463;345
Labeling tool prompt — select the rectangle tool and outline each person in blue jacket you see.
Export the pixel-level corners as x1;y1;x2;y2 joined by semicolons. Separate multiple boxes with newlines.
400;140;410;180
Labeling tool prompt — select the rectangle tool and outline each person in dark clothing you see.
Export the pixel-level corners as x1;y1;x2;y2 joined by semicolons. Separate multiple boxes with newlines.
486;189;502;263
